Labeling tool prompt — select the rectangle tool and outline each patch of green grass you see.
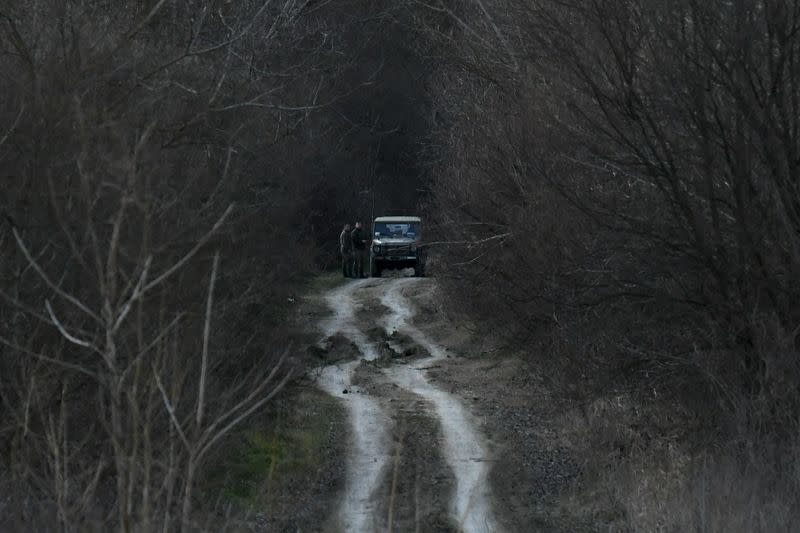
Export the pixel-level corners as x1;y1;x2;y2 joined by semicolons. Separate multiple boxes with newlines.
206;432;281;502
203;389;341;507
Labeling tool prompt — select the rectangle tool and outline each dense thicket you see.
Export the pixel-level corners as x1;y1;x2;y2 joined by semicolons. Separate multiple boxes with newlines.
429;0;800;425
0;1;435;529
424;0;800;528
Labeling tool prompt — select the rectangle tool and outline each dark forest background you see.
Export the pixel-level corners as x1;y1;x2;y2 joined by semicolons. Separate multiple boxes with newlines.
1;0;799;531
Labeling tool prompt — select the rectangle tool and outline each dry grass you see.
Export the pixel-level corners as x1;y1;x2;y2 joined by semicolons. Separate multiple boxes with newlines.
551;392;800;532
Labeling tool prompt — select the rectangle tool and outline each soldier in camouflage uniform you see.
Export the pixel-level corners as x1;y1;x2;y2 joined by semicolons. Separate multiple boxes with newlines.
339;223;353;277
351;221;368;278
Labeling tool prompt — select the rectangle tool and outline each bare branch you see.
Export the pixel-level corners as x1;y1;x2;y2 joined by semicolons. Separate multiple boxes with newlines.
196;366;292;463
0;104;24;146
143;204;234;294
0;334;97;379
198;348;290;450
111;256;152;334
125;0;169;40
45;300;99;352
119;312;184;386
152;365;191;452
13;227;102;323
196;252;220;427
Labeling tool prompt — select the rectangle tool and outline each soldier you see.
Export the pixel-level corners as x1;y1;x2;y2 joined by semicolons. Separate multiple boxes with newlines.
351;221;368;278
339;223;353;278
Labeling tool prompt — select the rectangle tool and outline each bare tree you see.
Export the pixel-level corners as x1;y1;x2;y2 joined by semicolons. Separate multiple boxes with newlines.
0;0;363;529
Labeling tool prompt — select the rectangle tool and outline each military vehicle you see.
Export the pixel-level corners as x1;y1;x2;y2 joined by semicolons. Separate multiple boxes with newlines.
370;216;425;277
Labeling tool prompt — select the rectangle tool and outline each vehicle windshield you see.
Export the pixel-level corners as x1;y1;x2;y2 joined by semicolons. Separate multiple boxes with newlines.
373;222;421;239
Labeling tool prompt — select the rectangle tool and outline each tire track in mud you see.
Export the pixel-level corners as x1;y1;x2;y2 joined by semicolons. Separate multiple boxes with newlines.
380;279;500;533
352;361;457;533
316;278;499;533
316;280;390;533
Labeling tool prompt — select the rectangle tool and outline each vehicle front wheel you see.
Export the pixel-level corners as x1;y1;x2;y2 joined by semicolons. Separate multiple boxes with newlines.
413;262;425;277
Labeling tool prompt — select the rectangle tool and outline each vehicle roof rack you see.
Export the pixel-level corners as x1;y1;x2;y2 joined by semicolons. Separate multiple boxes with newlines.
373;216;422;222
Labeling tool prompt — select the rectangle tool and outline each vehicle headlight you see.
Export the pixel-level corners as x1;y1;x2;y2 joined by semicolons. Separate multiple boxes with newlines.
372;244;381;253
410;244;417;252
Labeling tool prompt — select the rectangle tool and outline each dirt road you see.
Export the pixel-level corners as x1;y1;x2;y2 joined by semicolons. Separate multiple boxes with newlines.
315;277;500;532
253;276;609;531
